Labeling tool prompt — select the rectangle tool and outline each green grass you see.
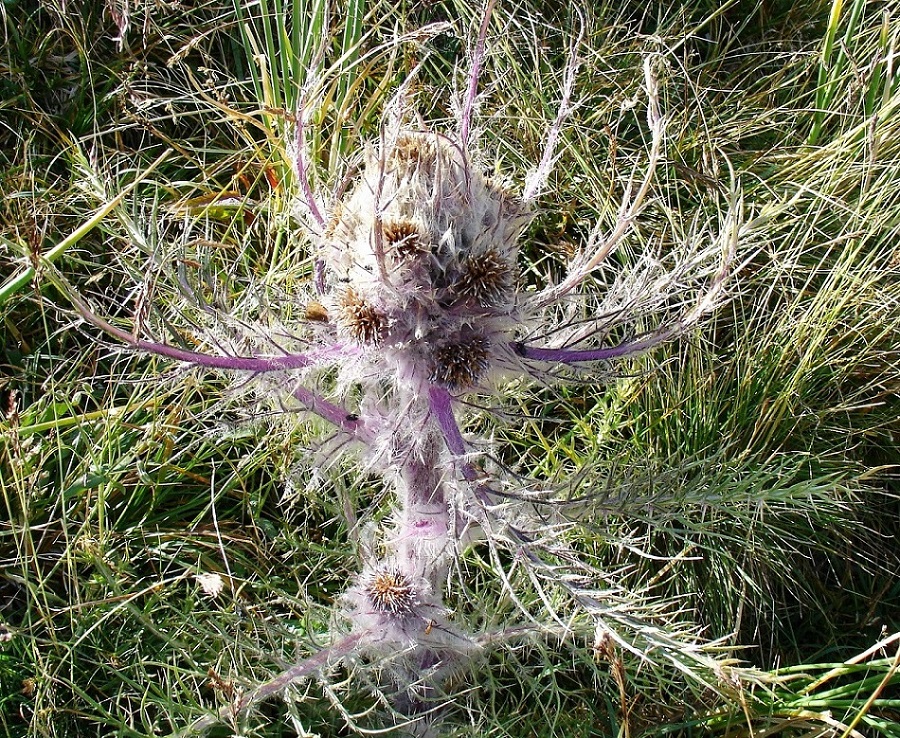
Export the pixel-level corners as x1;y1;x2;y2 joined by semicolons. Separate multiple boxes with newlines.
2;0;900;735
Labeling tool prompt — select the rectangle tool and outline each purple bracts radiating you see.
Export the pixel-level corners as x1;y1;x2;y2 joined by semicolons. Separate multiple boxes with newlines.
127;339;357;372
512;337;661;364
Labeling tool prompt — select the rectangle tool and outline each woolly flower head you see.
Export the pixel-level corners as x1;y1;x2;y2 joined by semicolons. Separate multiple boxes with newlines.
322;131;532;393
342;560;478;661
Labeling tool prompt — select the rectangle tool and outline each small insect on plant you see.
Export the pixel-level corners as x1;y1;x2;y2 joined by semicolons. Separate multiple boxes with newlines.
49;1;750;735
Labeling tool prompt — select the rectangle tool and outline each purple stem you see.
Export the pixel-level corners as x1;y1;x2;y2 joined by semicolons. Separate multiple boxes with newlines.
511;332;676;364
428;387;538;528
118;332;346;372
291;384;367;437
428;385;486;487
70;287;367;437
428;385;465;456
72;288;356;372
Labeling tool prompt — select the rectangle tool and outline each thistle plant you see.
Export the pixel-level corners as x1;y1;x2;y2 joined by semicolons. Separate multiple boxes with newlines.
46;3;754;735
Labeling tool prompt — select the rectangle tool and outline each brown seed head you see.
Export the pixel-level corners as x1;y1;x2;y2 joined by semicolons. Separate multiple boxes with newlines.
456;249;513;306
383;219;428;259
430;332;491;389
337;289;387;345
364;568;416;614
